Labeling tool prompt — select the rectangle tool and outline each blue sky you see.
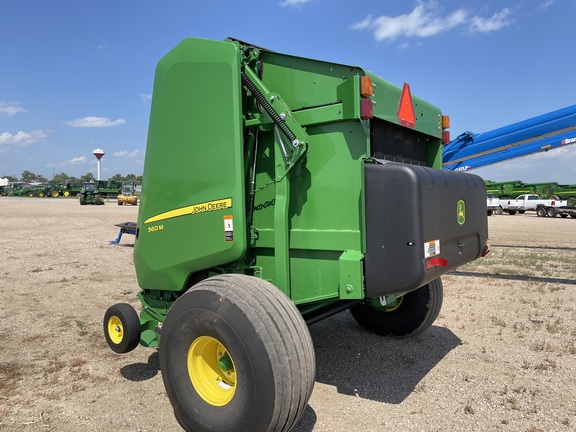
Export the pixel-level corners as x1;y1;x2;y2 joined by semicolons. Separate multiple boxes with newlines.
1;0;575;183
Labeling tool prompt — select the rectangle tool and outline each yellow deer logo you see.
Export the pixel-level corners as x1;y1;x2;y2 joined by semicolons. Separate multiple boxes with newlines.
457;200;466;225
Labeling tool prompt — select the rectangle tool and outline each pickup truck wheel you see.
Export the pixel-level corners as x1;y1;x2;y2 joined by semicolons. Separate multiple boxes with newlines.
160;274;315;432
507;210;516;215
495;206;503;215
350;278;443;338
536;207;547;217
547;207;557;218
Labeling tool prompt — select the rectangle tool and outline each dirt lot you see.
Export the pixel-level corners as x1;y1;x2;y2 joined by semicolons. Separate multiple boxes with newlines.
0;197;574;432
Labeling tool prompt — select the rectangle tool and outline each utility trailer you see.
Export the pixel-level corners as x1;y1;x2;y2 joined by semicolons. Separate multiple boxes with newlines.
536;205;576;218
103;37;489;432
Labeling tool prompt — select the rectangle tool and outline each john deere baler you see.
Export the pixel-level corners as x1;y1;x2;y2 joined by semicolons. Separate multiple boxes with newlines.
104;37;488;432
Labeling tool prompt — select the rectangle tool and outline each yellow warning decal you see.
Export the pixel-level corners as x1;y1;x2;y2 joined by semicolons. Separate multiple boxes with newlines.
144;198;232;224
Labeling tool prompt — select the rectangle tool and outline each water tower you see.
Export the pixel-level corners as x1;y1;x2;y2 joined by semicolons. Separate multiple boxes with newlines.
93;148;105;180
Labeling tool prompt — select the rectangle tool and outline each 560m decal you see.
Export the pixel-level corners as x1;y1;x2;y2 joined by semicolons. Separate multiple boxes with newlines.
144;198;232;224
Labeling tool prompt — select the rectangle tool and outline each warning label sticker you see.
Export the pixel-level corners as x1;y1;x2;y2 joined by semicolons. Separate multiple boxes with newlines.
224;215;234;242
424;240;440;258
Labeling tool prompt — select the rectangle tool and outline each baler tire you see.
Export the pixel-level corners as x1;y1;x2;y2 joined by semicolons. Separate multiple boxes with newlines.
159;274;315;432
350;278;443;338
103;303;141;354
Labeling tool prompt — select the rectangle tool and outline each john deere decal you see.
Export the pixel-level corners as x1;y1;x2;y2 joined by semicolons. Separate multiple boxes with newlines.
457;200;466;225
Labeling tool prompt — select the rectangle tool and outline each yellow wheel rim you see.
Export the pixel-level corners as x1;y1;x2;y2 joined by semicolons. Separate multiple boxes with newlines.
107;316;124;345
188;336;236;406
51;191;59;197
385;295;404;312
64;191;70;196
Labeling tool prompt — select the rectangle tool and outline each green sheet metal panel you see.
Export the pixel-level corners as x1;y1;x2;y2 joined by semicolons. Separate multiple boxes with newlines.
251;118;367;303
134;38;246;292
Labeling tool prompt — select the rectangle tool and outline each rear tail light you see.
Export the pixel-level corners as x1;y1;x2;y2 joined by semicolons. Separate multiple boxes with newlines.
361;99;373;120
360;76;373;97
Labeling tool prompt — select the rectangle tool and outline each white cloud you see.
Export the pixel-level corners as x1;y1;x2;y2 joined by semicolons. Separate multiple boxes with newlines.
113;149;140;158
281;0;311;7
352;1;512;41
0;101;28;117
0;130;49;152
65;156;87;165
140;93;152;103
65;116;126;128
470;8;512;33
350;15;373;31
538;1;554;13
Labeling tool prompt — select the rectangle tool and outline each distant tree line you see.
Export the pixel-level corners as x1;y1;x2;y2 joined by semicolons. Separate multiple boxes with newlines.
3;170;143;185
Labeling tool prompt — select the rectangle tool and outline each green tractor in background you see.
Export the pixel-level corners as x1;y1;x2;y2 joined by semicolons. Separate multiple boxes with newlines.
78;182;104;205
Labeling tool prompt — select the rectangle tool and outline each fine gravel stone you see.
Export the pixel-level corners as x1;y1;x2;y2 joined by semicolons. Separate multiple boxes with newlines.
0;198;574;432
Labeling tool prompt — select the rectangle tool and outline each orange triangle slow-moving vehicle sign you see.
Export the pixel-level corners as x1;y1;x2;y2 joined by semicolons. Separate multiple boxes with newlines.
397;83;416;128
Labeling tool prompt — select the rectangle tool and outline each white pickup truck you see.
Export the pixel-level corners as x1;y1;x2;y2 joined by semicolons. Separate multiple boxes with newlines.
500;194;568;216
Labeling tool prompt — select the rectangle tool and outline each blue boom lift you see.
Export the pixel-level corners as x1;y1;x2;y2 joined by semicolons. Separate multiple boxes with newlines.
443;104;576;171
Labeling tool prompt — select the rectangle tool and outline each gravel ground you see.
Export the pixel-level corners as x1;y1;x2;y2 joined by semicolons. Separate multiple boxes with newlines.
0;197;574;431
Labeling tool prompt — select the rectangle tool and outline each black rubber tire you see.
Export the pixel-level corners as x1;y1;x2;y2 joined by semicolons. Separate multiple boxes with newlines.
547;207;557;218
536;207;547;217
487;210;493;216
103;303;141;354
507;210;516;215
350;278;443;338
160;274;315;432
79;194;86;205
95;193;102;205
